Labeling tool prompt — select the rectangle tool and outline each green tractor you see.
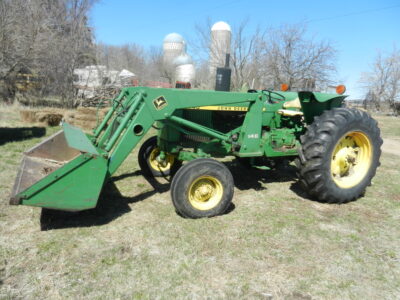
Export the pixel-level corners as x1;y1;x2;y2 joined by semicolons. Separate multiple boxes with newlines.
10;87;382;218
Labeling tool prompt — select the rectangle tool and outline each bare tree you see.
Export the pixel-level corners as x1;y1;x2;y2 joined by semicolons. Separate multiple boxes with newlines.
95;44;169;84
147;46;172;84
260;24;337;90
96;43;145;75
191;19;265;90
0;0;45;99
360;48;400;114
191;21;336;91
230;21;265;91
38;0;97;106
0;0;97;106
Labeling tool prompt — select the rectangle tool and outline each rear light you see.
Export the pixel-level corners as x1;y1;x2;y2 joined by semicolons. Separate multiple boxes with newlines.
281;83;289;91
336;85;346;95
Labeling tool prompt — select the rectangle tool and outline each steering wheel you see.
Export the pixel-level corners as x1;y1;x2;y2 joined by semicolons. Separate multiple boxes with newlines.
262;90;286;104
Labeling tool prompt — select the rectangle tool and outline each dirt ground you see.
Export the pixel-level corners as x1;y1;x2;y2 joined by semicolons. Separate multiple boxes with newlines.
0;106;399;299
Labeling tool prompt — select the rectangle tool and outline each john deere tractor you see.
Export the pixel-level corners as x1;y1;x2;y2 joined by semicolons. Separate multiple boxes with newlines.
10;87;382;218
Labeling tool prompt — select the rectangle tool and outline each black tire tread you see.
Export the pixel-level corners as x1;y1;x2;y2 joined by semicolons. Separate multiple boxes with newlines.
171;158;234;218
298;108;382;203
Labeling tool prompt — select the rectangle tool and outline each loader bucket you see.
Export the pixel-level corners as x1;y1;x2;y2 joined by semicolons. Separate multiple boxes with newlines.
10;123;108;211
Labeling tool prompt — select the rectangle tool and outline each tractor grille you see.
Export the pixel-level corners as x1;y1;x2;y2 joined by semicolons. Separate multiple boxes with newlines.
183;134;211;143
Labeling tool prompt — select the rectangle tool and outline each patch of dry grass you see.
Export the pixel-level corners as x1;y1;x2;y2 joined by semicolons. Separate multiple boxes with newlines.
0;106;399;299
375;114;400;139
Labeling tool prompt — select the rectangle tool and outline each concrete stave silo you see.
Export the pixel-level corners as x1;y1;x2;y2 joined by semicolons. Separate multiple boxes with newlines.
209;21;232;79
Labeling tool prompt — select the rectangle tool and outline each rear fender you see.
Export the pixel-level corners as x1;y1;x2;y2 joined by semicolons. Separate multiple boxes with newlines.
298;92;346;124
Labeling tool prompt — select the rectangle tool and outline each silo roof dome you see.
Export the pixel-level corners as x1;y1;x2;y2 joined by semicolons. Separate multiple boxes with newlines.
173;54;193;66
164;33;185;43
211;21;231;32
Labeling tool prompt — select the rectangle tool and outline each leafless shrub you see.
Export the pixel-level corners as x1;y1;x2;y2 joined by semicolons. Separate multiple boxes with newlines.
360;48;400;114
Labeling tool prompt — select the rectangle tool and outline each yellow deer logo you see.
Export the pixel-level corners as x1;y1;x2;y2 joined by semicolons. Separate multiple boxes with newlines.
153;96;168;110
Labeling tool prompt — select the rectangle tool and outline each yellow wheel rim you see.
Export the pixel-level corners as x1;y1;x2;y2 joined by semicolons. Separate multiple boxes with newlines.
331;131;372;189
148;147;175;173
188;176;224;211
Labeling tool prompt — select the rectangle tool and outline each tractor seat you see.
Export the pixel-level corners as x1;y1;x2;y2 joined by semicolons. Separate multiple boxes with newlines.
277;109;303;117
279;97;303;116
283;97;301;109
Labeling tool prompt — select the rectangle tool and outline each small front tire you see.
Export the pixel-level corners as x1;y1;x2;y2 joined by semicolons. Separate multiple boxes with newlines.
138;136;180;177
171;159;234;218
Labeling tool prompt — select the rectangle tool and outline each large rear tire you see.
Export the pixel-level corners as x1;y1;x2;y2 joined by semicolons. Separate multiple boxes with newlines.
297;108;382;203
171;159;234;218
138;136;180;177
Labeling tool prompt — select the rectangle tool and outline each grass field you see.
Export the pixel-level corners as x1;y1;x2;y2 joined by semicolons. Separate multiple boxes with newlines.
0;106;399;299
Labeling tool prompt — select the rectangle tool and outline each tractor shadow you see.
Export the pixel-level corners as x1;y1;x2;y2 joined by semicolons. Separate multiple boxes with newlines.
40;171;170;231
0;127;46;146
226;160;298;191
289;181;314;200
228;160;317;201
40;160;298;231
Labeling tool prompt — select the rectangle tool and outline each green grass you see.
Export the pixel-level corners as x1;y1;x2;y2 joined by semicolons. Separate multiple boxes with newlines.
0;106;399;299
375;114;400;139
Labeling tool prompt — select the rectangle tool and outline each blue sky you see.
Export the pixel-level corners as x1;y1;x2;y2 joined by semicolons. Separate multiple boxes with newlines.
91;0;400;99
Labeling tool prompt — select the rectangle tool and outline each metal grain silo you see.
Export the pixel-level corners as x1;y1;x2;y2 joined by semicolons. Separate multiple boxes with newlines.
209;21;231;77
163;33;186;67
174;54;195;84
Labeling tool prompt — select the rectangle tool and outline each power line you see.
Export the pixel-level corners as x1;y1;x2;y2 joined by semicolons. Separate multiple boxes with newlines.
142;0;244;29
308;4;400;23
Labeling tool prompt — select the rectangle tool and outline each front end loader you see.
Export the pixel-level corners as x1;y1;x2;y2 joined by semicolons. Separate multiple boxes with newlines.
10;87;382;218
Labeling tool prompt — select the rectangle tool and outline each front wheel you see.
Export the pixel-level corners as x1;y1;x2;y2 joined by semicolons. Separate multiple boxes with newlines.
297;108;382;203
171;159;234;218
138;136;180;177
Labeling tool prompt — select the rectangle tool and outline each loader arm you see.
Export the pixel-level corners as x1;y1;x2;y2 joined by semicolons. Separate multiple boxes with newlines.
94;87;261;175
10;87;265;211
